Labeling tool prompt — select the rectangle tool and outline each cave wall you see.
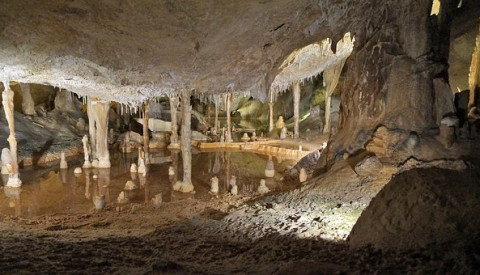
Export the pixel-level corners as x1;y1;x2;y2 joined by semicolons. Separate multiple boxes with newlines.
320;0;459;166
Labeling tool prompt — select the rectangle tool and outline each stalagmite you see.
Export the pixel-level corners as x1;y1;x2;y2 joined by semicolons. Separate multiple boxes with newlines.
257;179;270;194
172;90;195;193
130;163;138;173
2;81;21;187
143;101;150;164
469;23;480;109
74;167;82;174
168;166;175;176
241;133;250;142
276;116;285;131
280;127;287;140
323;59;347;134
265;156;275;178
90;99;111;168
19;83;35;116
225;93;233;142
124;180;138;190
169;95;180;148
60;151;68;169
293;81;300;139
210;176;219;194
138;157;146;175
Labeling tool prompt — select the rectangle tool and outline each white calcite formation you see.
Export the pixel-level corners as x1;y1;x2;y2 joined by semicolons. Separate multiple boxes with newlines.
124;180;138;190
168;166;175;176
264;159;275;178
130;163;138;173
82;135;92;168
74;167;82;174
93;195;105;210
60;151;68;169
210;176;219;194
151;193;162;209
257;179;270;194
275;116;285;130
117;191;129;204
1;148;12;175
241;133;250;142
280;127;287;140
2;82;21;187
299;168;308;183
137;157;146;175
230;184;238;196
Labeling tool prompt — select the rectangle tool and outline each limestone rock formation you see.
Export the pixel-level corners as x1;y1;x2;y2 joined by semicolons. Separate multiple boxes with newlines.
354;155;382;178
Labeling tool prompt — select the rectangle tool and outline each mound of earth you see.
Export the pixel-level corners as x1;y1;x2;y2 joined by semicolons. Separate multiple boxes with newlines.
348;168;480;250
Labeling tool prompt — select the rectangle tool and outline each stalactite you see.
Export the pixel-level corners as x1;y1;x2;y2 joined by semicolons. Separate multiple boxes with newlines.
214;95;219;135
2;81;21;187
293;81;300;139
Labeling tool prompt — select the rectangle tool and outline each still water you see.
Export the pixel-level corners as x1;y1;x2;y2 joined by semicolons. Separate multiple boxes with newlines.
0;149;294;218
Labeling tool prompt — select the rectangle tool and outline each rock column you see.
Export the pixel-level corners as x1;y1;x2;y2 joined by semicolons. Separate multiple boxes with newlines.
173;90;194;193
293;81;300;139
19;83;35;116
268;96;274;132
214;95;219;135
169;95;179;148
91;99;111;168
2;81;21;187
87;98;97;160
225;93;233;142
469;22;480;109
143;102;150;164
323;59;346;134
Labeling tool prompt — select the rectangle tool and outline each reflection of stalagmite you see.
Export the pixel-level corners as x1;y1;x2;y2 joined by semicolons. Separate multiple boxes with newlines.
85;169;91;199
82;135;92;168
323;59;347;134
2;82;21;187
169;95;179;148
98;168;111;203
90;99;111;168
143;102;150;164
172;90;194;193
19;83;35;116
225;93;233;142
293;81;300;139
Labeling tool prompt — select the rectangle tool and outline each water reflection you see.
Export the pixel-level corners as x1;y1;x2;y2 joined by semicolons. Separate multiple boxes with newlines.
0;149;293;218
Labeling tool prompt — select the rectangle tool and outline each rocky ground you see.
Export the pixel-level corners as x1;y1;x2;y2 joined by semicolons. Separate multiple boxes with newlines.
0;154;478;273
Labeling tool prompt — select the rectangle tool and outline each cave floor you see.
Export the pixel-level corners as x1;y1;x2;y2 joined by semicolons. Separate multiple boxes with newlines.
0;147;468;273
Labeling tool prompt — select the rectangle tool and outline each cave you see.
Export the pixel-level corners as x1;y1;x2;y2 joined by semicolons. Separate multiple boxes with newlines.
0;0;479;273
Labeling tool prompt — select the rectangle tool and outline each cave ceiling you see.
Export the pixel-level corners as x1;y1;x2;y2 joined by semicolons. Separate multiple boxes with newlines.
0;0;379;105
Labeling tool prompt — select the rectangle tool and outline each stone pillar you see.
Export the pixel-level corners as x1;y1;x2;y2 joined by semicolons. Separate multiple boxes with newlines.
225;93;233;142
469;22;480;109
2;81;21;187
214;95;219;135
91;100;111;168
169;95;179;148
87;98;97;160
293;81;300;139
143;101;150;164
19;83;35;116
323;59;346;134
173;90;194;193
268;101;274;132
